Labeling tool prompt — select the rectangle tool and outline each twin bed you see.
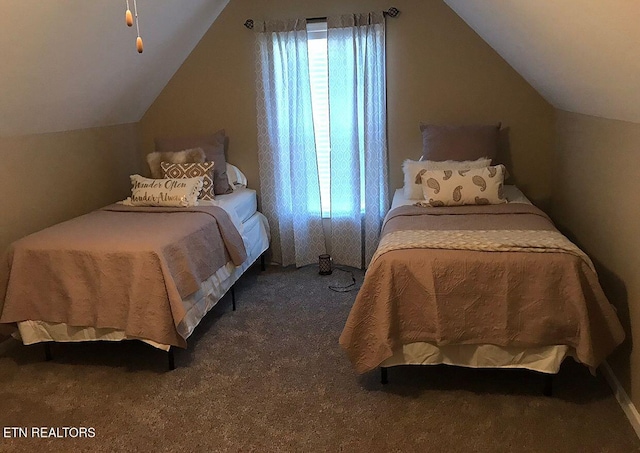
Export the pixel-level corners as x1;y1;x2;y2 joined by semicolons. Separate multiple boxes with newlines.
0;173;269;368
339;185;625;388
339;122;625;389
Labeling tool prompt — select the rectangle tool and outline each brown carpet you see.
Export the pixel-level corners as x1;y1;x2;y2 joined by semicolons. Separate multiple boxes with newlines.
1;265;639;452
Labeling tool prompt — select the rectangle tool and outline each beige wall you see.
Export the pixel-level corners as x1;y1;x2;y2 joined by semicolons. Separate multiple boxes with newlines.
553;110;640;408
0;123;142;307
140;0;555;207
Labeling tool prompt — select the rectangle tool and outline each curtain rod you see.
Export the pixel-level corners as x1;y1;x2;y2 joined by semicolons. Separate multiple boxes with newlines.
243;7;400;29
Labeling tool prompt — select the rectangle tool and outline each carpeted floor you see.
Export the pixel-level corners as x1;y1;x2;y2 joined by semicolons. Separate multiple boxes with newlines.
1;265;639;452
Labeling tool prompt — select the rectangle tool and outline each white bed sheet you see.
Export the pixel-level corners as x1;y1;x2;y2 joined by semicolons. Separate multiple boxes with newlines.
213;188;257;224
16;210;270;351
381;343;574;374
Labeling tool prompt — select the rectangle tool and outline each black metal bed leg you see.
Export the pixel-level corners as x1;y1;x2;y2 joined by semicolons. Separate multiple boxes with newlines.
260;254;266;271
381;367;388;385
44;343;52;361
168;348;175;371
231;285;236;311
543;374;553;397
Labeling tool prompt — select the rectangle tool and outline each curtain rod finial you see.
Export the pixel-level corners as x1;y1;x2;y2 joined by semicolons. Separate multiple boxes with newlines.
385;7;400;18
244;19;254;29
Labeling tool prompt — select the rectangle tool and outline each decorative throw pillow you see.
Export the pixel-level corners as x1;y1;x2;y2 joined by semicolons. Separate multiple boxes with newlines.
419;123;501;162
146;147;206;179
161;161;215;201
129;174;203;207
420;164;507;207
154;129;233;195
403;157;491;200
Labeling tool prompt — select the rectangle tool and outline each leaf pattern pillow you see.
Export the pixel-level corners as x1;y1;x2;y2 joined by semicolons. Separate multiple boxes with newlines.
402;157;492;200
420;164;507;207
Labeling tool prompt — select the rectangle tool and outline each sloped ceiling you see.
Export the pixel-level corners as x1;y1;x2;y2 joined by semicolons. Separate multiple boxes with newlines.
5;1;638;136
0;0;229;137
444;0;640;124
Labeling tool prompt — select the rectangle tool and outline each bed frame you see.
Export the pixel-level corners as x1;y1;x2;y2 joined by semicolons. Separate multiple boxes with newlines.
380;366;554;396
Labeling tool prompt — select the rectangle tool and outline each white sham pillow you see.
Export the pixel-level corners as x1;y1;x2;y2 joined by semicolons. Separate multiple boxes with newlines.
128;174;203;207
402;157;491;200
420;164;507;207
226;163;248;189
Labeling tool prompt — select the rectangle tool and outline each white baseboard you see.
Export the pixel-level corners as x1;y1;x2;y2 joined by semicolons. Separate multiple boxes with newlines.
601;360;640;439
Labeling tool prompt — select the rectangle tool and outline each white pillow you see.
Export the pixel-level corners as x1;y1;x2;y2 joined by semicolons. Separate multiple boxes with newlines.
128;174;203;207
226;163;248;189
420;164;507;207
402;157;491;200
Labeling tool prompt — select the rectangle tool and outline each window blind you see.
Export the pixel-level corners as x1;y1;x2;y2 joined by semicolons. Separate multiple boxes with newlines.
307;21;331;217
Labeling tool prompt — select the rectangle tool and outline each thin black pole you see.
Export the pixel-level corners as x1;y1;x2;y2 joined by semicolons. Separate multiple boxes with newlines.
244;7;400;29
168;348;175;371
543;374;553;397
44;343;53;361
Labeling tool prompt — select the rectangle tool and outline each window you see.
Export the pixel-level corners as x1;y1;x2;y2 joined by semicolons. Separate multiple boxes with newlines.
255;15;387;267
306;21;331;217
307;21;369;218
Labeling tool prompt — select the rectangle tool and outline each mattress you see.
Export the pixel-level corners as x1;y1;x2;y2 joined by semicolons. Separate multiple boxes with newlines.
16;211;271;351
390;185;532;210
214;188;258;224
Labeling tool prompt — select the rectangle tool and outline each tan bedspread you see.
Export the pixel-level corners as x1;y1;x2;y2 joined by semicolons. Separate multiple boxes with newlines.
339;203;625;373
0;204;247;348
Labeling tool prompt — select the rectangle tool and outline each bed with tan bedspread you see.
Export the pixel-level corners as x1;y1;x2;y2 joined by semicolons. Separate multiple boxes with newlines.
339;203;625;374
0;204;247;349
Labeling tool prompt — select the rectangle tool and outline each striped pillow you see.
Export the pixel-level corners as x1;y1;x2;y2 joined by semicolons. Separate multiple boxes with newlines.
161;161;215;201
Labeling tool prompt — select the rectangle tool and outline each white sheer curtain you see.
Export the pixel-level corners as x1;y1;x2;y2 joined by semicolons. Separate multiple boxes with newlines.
255;19;327;267
327;13;388;268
